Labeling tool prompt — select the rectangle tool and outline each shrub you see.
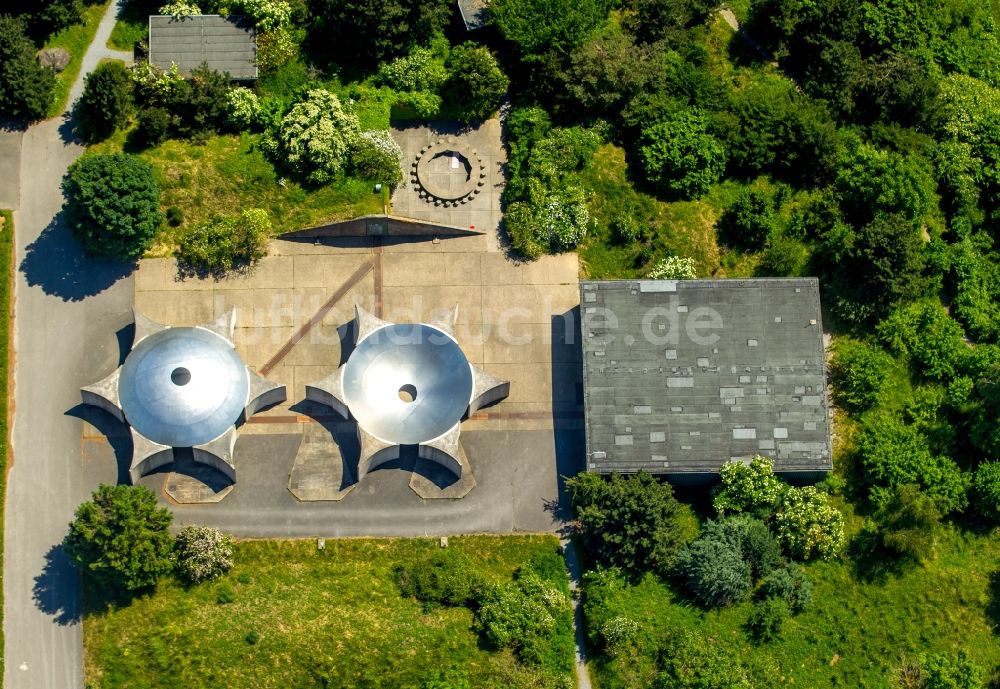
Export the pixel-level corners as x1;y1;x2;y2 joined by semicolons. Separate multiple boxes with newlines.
159;1;201;16
700;515;783;580
505;184;591;258
0;15;56;121
758;236;809;277
473;572;570;663
216;584;236;604
376;47;448;92
444;43;509;122
647;255;697;279
226;87;262;130
653;631;774;689
717;189;775;251
166;206;184;227
77;61;133;143
674;534;753;607
774;486;845;561
877;302;968;382
745;598;789;643
873;484;942;563
759;563;812;613
598;616;639;657
639;109;726;199
350;130;403;187
920;651;984;689
174;526;234;583
830;340;896;412
63;154;163;260
166;66;231;138
611;212;640;243
857;414;969;514
396;548;476;606
64;485;174;592
713;455;784;517
256;27;296;73
395;90;442;118
567;471;698;577
972;461;1000;522
136;106;175;147
227;0;292;30
271;89;360;184
177;209;270;276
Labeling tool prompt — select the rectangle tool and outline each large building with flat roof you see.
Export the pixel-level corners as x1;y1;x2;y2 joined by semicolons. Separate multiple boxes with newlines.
580;278;832;483
148;15;257;80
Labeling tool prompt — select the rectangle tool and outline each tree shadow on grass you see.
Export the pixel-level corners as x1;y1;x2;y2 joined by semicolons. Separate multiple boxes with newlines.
32;543;80;626
20;211;134;302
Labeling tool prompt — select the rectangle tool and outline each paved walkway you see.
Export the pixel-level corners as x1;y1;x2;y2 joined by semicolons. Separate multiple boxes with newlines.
3;1;135;687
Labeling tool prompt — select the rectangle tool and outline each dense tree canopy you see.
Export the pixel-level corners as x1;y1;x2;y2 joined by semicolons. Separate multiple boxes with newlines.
77;61;133;143
639;109;726;198
491;0;611;58
0;15;56;121
62;153;163;260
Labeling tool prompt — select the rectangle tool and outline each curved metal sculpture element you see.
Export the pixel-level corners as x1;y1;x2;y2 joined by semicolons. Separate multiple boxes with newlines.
81;308;286;484
306;305;509;484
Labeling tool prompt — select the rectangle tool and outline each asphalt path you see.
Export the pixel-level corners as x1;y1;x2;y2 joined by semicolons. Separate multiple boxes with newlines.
3;1;135;687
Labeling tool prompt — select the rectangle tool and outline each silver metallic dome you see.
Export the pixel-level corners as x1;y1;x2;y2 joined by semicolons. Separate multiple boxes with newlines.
342;323;474;445
118;327;250;447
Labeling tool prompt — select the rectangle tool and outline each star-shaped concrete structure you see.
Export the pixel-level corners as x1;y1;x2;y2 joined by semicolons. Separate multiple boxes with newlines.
306;305;508;492
81;308;286;484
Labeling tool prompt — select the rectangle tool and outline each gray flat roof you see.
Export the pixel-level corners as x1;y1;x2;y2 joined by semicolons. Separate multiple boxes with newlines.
457;0;490;30
580;278;832;476
148;15;257;80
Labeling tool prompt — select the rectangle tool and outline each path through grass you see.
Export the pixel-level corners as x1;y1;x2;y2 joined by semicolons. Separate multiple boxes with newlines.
45;1;111;117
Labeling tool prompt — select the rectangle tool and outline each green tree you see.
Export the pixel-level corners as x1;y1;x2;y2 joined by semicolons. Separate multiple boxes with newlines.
566;472;697;577
920;651;984;689
349;130;402;187
856;414;968;514
443;43;509;122
308;0;451;67
270;89;360;184
64;485;174;591
0;15;56;121
639;109;726;199
876;302;968;381
177;209;270;276
62;153;163;260
491;0;610;58
830;340;896;412
77;61;133;143
759;563;812;613
673;534;753;607
717;188;775;251
773;486;845;561
834;143;937;227
971;461;1000;522
873;483;942;563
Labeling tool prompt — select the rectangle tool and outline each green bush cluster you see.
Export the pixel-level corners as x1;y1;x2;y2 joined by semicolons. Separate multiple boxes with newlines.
395;548;477;606
177;208;271;276
0;15;56;121
77;60;133;143
639;109;726;199
62;153;163;260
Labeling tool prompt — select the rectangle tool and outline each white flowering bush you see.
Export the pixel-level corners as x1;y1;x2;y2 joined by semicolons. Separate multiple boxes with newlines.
226;0;290;30
473;572;569;654
174;525;234;583
272;89;360;185
130;61;183;102
599;616;639;656
376;48;447;92
713;455;785;516
225;86;261;129
648;255;697;280
774;486;845;561
160;1;201;16
537;185;590;251
256;26;296;73
350;130;402;187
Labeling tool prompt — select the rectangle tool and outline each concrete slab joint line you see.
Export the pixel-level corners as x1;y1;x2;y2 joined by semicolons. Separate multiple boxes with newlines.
258;257;375;376
305;304;510;498
79;308;286;489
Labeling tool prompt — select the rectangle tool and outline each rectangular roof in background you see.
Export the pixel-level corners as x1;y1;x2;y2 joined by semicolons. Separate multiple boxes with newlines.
148;15;257;80
457;0;490;30
580;278;832;478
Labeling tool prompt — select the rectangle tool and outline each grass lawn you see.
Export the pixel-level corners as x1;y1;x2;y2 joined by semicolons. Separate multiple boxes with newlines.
583;524;1000;689
45;1;111;117
575;144;756;280
84;536;573;689
107;0;155;50
0;211;12;676
89;131;386;255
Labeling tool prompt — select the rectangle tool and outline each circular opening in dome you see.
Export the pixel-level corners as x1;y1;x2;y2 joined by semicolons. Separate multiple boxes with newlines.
398;384;417;403
170;367;192;386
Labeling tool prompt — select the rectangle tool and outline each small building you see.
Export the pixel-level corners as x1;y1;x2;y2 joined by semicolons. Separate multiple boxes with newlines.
148;14;257;80
457;0;490;30
580;278;832;484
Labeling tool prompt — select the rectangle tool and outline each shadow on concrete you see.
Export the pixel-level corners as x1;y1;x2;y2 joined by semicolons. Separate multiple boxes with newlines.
66;404;133;485
148;448;233;492
289;401;359;491
20;211;134;302
550;306;585;525
32;543;81;626
278;234;471;251
115;321;135;366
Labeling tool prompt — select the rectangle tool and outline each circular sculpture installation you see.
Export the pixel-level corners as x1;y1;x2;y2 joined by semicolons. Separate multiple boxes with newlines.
306;305;510;487
81;308;286;485
411;139;487;208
